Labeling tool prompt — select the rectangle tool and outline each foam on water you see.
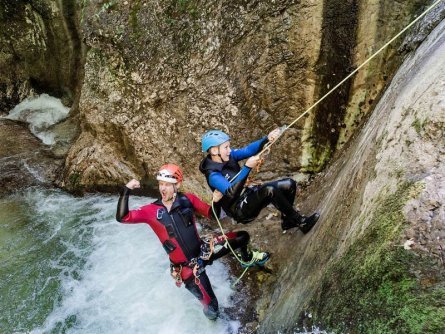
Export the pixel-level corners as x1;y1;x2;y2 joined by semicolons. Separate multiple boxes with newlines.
4;94;70;145
0;188;239;333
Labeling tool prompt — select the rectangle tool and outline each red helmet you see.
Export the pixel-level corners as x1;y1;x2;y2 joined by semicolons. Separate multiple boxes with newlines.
156;164;183;183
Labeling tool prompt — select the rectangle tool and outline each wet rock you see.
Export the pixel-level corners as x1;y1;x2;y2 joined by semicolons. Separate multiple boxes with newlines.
0;0;84;112
256;17;445;334
0;119;63;195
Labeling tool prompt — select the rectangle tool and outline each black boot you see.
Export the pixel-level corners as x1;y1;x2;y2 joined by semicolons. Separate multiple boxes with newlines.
203;301;219;320
281;212;304;231
299;212;320;234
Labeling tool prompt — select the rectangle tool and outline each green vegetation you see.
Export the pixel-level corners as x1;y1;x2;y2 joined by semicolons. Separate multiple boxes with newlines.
307;182;445;333
68;171;82;191
302;144;332;173
164;0;200;55
94;0;117;19
165;0;199;22
129;0;142;40
411;116;428;135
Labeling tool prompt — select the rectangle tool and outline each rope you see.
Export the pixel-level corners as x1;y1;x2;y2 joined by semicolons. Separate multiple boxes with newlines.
210;0;444;285
211;201;268;287
257;0;443;157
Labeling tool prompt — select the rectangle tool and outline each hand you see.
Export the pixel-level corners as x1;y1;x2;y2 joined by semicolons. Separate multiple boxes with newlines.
212;190;223;202
245;155;260;168
267;128;281;142
125;179;141;190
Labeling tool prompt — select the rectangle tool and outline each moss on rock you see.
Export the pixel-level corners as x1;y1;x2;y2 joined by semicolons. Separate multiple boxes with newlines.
305;182;445;334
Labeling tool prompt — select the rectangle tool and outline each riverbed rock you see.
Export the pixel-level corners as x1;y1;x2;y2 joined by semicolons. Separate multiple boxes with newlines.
0;119;63;195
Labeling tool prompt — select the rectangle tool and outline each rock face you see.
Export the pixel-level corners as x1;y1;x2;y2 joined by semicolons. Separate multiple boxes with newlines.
62;0;441;194
0;119;63;195
0;0;83;113
256;18;445;333
2;1;445;333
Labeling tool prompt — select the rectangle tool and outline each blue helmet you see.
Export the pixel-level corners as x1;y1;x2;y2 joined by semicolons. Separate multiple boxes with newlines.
201;130;230;152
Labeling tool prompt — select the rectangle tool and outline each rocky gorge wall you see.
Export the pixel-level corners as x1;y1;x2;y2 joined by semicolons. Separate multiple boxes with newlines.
1;1;445;333
0;0;84;113
61;0;436;195
255;17;445;334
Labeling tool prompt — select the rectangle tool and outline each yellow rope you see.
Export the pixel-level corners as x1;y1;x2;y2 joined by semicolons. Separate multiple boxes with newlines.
258;0;443;157
211;0;444;285
211;201;269;287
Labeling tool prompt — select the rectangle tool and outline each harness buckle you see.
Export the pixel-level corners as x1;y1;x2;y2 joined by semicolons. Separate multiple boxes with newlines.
200;234;215;260
157;208;165;220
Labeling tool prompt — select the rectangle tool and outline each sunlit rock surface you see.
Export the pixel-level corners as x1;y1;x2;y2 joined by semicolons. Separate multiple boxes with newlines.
61;0;444;194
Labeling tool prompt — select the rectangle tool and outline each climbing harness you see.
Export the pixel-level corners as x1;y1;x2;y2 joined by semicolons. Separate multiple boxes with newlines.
212;0;444;285
170;234;220;287
170;257;206;287
199;234;215;260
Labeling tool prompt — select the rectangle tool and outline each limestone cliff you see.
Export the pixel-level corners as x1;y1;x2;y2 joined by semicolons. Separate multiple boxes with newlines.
0;0;84;113
61;0;439;194
255;17;445;334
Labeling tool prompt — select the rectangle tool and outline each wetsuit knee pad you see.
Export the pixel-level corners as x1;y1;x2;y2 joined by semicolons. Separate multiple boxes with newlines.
277;178;297;192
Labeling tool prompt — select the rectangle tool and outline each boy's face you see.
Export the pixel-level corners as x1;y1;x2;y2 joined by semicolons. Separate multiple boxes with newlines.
210;141;231;162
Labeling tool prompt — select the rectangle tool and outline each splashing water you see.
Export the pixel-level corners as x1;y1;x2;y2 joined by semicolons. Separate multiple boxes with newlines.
3;94;70;145
0;188;239;333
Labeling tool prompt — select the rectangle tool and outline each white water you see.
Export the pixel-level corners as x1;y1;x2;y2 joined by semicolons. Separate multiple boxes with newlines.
3;94;70;145
0;188;239;333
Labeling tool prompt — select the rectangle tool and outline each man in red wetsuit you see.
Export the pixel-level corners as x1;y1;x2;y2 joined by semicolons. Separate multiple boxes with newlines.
116;164;270;320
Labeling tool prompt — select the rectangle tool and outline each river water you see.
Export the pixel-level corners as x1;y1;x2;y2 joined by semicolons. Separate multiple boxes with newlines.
0;187;240;333
0;94;241;333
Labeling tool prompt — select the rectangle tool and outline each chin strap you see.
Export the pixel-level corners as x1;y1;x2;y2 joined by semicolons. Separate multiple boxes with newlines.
209;147;224;162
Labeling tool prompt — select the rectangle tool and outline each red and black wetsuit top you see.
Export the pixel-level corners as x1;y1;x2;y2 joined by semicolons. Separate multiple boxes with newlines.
116;187;213;264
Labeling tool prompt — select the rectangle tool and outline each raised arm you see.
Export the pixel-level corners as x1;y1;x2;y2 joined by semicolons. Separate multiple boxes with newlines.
231;136;268;161
116;186;131;222
231;128;280;161
116;179;145;224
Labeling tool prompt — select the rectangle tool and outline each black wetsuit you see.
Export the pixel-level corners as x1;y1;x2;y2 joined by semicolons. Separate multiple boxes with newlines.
199;137;312;229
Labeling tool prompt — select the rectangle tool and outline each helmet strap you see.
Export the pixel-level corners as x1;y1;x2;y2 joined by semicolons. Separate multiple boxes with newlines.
210;147;223;162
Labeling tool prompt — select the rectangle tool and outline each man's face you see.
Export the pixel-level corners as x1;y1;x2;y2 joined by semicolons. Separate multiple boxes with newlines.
158;180;177;201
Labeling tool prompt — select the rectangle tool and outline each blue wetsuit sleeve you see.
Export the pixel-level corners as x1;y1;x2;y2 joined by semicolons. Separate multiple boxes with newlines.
209;166;252;194
231;136;268;161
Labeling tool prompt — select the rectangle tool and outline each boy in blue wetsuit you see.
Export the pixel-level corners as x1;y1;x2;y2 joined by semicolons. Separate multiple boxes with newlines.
199;129;319;232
